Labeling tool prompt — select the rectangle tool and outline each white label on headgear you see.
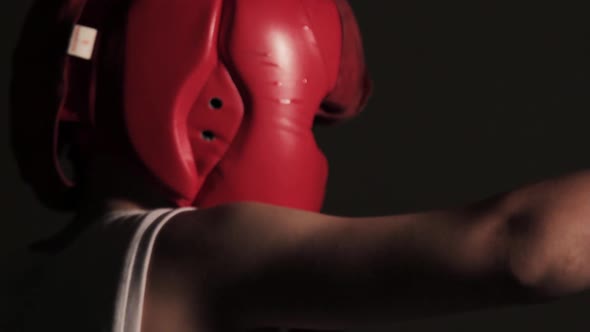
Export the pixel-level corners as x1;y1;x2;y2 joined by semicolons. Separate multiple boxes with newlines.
67;24;98;60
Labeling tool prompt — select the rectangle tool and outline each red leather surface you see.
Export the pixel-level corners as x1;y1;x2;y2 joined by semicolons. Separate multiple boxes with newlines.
125;0;225;206
194;0;340;210
12;0;371;212
124;0;371;211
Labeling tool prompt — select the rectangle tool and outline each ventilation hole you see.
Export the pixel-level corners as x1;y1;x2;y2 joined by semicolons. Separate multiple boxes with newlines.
209;98;223;109
201;130;216;142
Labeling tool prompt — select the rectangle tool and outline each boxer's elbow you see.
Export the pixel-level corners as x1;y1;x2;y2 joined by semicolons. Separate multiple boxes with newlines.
509;242;590;298
505;206;590;298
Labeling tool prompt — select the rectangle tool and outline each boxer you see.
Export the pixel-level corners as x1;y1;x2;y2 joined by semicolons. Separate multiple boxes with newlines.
11;0;590;331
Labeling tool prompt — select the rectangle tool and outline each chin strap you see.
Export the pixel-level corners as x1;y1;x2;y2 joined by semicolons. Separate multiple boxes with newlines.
56;0;117;188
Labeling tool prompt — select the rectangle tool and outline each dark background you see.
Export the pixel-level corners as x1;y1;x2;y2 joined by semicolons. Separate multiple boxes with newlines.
2;0;589;331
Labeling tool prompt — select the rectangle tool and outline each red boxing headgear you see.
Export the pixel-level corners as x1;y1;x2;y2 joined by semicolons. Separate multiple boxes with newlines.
11;0;372;212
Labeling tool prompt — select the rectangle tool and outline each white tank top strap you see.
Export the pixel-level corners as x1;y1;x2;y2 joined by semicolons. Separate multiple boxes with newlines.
23;207;197;332
113;207;196;332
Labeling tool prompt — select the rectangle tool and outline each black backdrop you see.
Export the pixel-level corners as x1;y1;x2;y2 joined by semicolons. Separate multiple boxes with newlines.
1;0;589;331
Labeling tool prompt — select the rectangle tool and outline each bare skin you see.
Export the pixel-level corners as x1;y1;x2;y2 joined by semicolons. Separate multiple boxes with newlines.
75;151;590;331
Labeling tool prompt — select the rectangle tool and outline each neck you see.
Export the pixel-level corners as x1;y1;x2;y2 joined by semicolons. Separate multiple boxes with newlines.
31;153;177;254
74;153;176;222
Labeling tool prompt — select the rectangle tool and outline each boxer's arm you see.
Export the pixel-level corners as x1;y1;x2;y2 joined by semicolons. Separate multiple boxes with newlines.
154;170;590;330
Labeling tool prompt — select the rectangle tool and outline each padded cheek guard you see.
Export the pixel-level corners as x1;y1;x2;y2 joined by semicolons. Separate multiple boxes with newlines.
10;0;372;211
125;0;236;207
